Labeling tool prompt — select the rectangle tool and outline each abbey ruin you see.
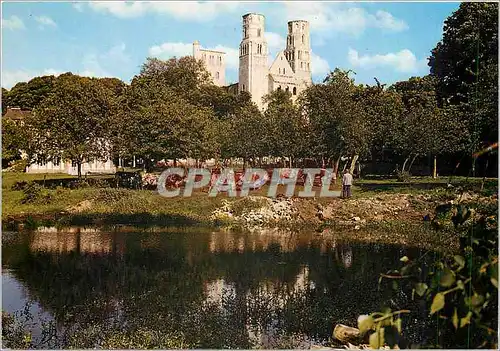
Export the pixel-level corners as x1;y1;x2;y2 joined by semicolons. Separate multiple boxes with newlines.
193;13;313;109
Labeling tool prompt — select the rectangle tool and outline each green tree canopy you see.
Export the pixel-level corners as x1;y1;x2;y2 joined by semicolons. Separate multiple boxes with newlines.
429;2;498;147
31;74;119;177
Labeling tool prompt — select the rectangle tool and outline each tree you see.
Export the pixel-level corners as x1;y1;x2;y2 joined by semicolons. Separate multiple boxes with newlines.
355;78;405;167
113;75;218;170
2;118;25;163
389;76;468;175
220;102;266;167
137;56;212;105
429;2;498;149
2;75;57;114
300;69;370;175
32;74;119;178
263;89;306;166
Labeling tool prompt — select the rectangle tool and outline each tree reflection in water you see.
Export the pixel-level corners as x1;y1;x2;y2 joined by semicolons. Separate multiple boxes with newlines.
2;227;432;349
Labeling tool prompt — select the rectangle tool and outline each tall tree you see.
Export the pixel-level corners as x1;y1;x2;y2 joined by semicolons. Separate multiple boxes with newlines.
136;56;212;105
32;74;118;177
300;69;370;174
355;78;405;165
263;89;306;166
389;76;468;174
113;74;218;170
429;2;498;149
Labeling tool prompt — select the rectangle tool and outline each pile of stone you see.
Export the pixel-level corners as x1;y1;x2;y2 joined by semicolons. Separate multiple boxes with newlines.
210;196;298;227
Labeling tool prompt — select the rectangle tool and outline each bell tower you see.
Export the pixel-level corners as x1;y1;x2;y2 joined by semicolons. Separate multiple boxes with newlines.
284;20;312;85
238;13;268;109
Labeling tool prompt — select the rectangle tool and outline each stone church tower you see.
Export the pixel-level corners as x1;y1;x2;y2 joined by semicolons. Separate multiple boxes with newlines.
284;20;312;86
238;13;269;109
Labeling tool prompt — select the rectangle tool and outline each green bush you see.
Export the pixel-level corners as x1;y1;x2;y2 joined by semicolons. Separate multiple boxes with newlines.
92;188;131;204
358;201;498;349
396;170;411;183
21;182;52;204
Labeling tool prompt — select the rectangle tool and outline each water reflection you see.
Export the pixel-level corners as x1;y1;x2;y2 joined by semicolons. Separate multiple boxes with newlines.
3;227;429;349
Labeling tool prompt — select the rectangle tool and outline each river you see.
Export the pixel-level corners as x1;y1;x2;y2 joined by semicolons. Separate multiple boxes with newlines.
2;226;433;349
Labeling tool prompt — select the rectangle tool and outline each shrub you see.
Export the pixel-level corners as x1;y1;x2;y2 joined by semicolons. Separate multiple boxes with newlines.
11;181;28;191
21;182;52;204
396;170;411;183
92;188;131;204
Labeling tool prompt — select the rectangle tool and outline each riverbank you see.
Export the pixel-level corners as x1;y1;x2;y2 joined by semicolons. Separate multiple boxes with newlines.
3;172;497;247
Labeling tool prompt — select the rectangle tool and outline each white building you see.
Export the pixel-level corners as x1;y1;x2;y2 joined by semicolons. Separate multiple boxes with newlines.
193;41;226;86
194;13;313;109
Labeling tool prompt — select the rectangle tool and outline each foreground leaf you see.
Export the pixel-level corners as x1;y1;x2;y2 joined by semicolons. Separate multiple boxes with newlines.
415;283;428;297
430;293;445;314
460;312;472;327
357;315;374;334
439;267;456;288
452;308;459;329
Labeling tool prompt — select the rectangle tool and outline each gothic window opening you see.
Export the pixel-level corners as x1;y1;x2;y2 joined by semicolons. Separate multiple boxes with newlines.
257;29;261;37
283;68;286;74
293;87;297;95
308;63;310;70
216;72;220;79
302;35;305;43
286;86;289;92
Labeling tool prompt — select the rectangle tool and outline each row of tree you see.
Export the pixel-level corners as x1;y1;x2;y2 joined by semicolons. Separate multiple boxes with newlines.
2;3;497;177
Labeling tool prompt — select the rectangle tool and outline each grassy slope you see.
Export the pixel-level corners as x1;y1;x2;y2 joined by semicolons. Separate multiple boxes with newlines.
2;172;497;226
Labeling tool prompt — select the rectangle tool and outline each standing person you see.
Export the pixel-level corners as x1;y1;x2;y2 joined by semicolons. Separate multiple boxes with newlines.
342;169;353;198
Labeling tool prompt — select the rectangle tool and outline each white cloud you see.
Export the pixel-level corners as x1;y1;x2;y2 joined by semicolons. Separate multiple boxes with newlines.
73;2;84;12
149;42;240;71
266;32;286;52
2;15;25;30
373;10;408;31
282;3;408;36
311;51;330;78
212;45;239;71
82;43;131;78
1;69;64;89
2;43;133;88
35;15;57;28
86;1;239;21
347;48;426;73
149;42;192;59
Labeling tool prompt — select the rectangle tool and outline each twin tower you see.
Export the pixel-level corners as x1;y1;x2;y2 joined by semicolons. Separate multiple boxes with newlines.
193;13;312;109
238;13;312;109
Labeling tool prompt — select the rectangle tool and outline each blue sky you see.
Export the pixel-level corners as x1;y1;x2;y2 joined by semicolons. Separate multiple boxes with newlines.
1;1;460;89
